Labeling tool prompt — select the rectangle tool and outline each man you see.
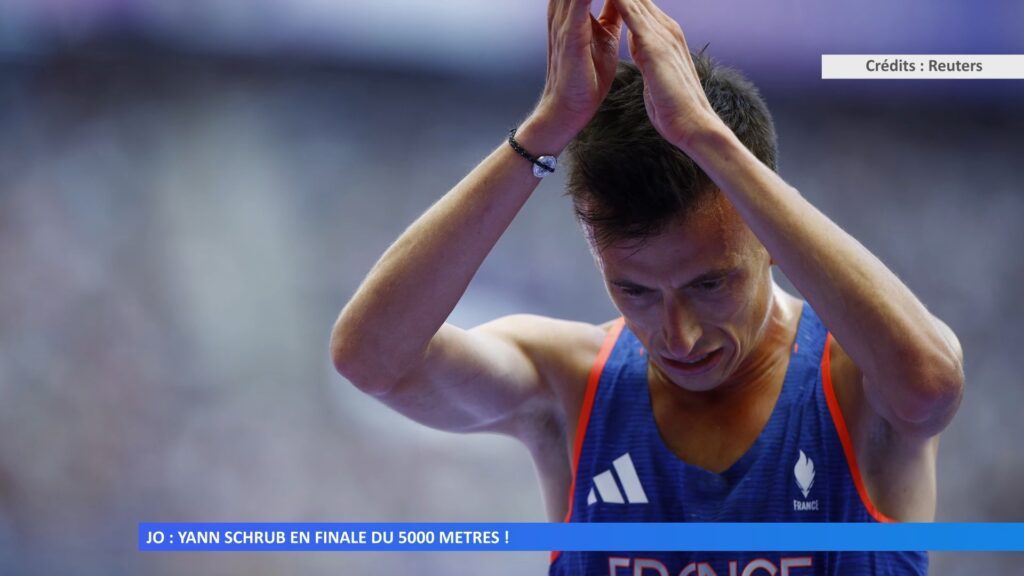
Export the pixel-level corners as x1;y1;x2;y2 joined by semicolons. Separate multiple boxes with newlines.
330;0;964;574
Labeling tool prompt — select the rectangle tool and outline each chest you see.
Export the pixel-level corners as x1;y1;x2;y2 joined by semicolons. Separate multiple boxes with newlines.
649;379;782;474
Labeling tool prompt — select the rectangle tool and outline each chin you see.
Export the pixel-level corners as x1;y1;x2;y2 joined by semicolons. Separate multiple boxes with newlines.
655;363;721;393
677;375;725;393
665;345;743;392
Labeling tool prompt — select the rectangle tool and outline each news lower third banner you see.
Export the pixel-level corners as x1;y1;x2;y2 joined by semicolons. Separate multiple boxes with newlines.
139;523;1024;552
821;55;1024;79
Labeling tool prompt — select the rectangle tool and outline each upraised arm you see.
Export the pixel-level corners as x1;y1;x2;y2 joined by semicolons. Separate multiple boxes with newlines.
330;0;622;436
610;0;964;438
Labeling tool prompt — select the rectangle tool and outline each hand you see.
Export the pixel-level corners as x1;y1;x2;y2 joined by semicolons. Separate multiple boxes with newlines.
611;0;724;149
533;0;623;138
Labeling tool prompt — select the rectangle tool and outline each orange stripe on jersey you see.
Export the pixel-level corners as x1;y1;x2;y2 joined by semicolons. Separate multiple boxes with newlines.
550;317;626;564
821;332;897;524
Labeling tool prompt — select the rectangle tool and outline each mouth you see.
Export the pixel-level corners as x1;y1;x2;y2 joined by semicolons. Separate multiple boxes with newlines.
661;348;723;375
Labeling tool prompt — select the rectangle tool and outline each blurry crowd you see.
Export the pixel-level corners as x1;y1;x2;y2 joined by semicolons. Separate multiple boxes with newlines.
1;41;1022;576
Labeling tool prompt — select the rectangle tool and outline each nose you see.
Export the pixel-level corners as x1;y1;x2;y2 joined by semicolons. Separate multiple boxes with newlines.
662;296;702;358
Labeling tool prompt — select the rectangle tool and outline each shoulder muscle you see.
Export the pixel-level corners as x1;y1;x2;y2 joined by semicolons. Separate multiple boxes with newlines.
373;314;606;443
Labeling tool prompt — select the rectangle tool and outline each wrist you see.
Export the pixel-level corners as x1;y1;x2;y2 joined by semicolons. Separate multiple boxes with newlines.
672;116;737;163
515;110;582;157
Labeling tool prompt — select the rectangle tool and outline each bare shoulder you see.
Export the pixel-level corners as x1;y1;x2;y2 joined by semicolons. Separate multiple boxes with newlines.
828;337;940;522
474;313;611;371
366;313;613;445
473;314;617;521
475;314;617;426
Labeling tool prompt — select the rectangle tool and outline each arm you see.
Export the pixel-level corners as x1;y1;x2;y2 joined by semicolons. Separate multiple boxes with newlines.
686;131;963;437
330;0;623;436
611;0;963;438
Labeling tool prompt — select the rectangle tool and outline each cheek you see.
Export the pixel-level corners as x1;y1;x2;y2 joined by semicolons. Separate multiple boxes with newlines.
724;276;773;338
702;290;751;326
613;301;661;347
620;308;659;342
708;279;770;336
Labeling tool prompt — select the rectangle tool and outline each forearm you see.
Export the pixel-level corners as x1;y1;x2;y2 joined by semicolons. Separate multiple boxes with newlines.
684;125;963;418
331;115;573;392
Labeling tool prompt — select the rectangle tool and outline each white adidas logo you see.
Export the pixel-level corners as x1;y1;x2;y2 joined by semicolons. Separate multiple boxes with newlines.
587;453;649;506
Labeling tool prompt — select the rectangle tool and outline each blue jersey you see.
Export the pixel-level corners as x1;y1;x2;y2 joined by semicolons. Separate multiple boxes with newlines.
550;303;928;576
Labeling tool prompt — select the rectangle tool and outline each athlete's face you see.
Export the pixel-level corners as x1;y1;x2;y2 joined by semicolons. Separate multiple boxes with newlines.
591;195;775;393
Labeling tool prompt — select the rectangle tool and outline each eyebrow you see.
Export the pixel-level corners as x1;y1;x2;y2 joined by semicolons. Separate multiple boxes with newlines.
609;279;650;290
610;268;735;290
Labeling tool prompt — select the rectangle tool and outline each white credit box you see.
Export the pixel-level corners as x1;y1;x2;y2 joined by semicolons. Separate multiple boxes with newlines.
821;55;1024;79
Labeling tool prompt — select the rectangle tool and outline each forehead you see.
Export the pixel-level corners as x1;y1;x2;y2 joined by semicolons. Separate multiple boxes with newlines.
594;198;757;279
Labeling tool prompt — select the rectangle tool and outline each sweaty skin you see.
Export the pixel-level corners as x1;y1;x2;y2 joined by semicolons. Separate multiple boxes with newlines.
330;0;963;524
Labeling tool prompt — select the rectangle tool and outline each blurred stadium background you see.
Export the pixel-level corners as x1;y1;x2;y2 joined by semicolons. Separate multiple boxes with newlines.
1;0;1022;574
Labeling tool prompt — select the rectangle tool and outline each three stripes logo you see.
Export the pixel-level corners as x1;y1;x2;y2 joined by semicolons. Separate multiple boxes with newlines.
587;453;648;506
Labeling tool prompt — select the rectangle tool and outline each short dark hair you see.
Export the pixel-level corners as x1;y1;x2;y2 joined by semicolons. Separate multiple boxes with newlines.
565;54;777;248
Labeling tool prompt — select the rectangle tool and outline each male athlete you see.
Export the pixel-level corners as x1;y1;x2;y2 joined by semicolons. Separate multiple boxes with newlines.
330;0;964;574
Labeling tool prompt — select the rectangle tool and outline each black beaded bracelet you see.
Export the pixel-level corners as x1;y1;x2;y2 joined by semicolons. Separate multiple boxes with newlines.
508;127;557;178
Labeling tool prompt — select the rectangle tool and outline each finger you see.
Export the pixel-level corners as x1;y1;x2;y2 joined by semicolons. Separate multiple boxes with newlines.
597;0;623;37
547;0;558;72
625;0;685;49
547;0;556;47
555;0;572;24
634;0;688;45
549;0;572;41
567;0;594;30
610;0;655;35
626;27;642;68
590;14;620;52
633;0;669;22
591;2;622;47
549;0;574;63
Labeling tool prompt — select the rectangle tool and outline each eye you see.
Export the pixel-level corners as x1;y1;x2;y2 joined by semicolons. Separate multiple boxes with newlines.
613;282;653;299
620;286;649;297
695;277;726;292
